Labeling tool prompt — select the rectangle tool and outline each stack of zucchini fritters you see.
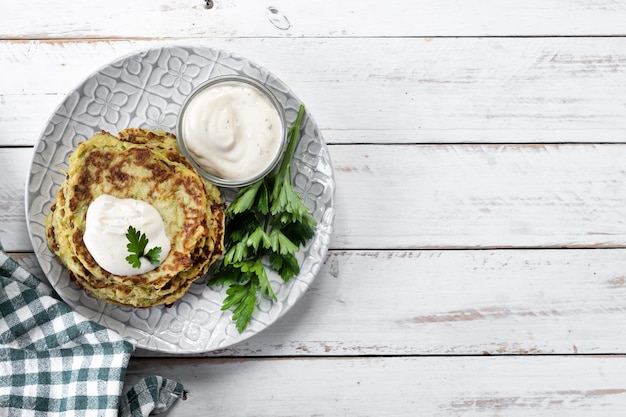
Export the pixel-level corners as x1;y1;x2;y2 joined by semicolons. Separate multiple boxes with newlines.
46;128;224;308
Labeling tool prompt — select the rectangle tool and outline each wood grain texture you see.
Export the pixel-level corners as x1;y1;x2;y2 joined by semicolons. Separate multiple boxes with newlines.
203;248;626;357
10;248;626;357
125;355;626;416
6;144;626;251
5;37;626;146
0;148;32;252
2;0;626;39
4;2;626;414
333;144;626;249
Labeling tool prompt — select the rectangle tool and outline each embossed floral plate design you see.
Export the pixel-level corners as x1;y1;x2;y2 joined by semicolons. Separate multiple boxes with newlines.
25;45;335;353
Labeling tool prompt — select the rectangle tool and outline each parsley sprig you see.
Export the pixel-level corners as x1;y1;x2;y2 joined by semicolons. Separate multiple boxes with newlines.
209;104;317;332
125;225;162;268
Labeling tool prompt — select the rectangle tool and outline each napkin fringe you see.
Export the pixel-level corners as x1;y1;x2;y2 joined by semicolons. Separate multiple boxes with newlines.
119;375;186;416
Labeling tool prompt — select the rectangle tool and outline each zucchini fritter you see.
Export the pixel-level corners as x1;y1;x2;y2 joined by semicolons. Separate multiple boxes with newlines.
46;128;224;308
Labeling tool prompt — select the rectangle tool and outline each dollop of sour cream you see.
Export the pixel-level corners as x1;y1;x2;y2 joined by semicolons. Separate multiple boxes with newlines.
181;80;283;181
83;195;171;276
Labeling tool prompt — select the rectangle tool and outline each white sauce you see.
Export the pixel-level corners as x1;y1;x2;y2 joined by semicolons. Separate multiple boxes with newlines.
83;195;171;276
181;80;283;181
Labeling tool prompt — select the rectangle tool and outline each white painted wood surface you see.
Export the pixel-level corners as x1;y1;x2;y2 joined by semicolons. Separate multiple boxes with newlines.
12;248;626;357
5;37;626;146
124;356;626;416
2;0;626;38
3;0;626;415
5;144;626;251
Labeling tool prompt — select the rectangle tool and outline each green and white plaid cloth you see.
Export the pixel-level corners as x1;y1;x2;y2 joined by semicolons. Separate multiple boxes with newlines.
0;241;185;416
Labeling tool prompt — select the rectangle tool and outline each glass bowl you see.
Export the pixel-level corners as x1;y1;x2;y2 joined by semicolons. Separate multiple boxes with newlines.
176;75;287;188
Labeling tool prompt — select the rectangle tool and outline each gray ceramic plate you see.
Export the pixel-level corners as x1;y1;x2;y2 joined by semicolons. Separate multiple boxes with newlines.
25;45;335;353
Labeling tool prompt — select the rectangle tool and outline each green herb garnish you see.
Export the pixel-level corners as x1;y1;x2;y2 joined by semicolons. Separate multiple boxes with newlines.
209;104;317;332
125;225;162;268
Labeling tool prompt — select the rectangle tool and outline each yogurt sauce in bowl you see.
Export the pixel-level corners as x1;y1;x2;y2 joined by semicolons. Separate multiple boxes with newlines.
177;75;286;187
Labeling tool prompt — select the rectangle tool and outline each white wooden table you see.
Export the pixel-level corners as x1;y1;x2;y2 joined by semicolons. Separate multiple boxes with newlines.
4;1;626;415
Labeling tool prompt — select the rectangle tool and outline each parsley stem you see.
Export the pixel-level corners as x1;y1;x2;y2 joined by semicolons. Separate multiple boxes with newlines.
278;104;306;179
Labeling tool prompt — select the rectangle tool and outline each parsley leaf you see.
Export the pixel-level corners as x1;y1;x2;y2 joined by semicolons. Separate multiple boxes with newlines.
222;283;257;333
208;104;317;333
125;225;163;269
145;246;162;266
227;180;263;216
269;252;300;282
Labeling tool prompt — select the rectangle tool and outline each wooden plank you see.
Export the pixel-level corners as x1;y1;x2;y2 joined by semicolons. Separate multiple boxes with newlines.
143;248;626;357
6;144;626;251
0;148;32;253
11;248;626;356
2;0;626;39
125;355;626;416
332;143;626;249
4;37;626;147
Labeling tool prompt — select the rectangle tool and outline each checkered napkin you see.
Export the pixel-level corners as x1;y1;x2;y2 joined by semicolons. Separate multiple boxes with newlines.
0;242;185;416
